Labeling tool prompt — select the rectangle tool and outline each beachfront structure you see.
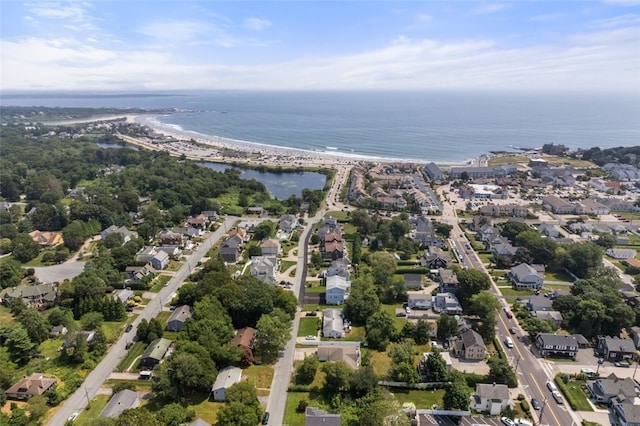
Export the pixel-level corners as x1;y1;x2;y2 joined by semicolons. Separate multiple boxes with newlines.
459;184;507;200
449;164;517;179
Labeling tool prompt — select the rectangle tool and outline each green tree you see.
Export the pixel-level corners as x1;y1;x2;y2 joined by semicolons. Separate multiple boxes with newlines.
217;382;263;426
155;403;194;426
28;395;49;424
80;311;104;331
468;291;500;341
322;361;354;396
456;268;491;310
349;365;378;399
344;279;380;325
0;259;24;289
116;408;162;426
437;315;458;342
253;221;275;240
443;371;471;410
6;327;36;365
365;311;396;351
414;319;433;345
10;233;41;263
422;350;449;382
563;242;603;278
295;354;319;385
255;309;291;363
18;308;51;345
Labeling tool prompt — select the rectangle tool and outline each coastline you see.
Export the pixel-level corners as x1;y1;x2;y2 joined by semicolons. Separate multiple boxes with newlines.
129;113;479;168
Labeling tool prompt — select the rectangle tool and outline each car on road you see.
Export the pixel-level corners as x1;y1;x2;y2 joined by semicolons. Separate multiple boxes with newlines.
615;361;631;368
531;398;540;410
262;412;270;424
504;337;514;348
509;327;516;334
68;412;79;421
551;390;564;404
125;342;133;350
546;381;558;392
305;335;316;340
501;417;516;426
125;324;133;333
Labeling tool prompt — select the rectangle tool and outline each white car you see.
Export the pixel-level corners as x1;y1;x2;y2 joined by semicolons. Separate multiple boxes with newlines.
68;412;79;421
501;417;516;426
305;335;316;340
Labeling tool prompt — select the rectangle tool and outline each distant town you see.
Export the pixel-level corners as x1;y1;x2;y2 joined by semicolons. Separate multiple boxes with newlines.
1;107;639;426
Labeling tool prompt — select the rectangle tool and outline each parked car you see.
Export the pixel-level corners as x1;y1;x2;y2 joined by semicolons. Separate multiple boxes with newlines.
125;324;133;333
615;361;631;368
68;412;79;421
552;391;564;404
501;417;516;426
546;381;558;392
305;335;316;340
531;398;540;410
262;412;270;425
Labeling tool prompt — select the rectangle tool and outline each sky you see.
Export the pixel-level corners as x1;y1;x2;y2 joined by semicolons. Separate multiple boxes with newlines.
1;0;639;92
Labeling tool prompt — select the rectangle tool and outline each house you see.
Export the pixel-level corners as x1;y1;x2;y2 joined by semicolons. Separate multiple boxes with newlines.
260;238;281;257
432;292;463;315
453;329;486;360
542;196;576;214
322;309;345;338
491;243;518;262
220;235;243;264
231;327;256;363
587;373;640;404
250;256;277;284
186;213;208;230
404;273;423;290
438;268;459;293
157;245;181;257
50;325;68;338
424;162;444;180
160;231;184;246
211;366;243;401
190;419;212;426
326;259;350;279
414;217;441;246
596;336;636;362
472;383;511;415
29;230;64;249
536;333;578;358
1;282;57;307
606;248;637;260
508;263;544;290
140;338;172;369
317;344;361;370
166;305;192;331
532;311;563;328
527;295;554;312
279;214;298;233
477;225;498;244
6;373;56;400
538;223;562;238
150;250;170;270
200;210;219;222
576;198;611;216
62;331;95;350
422;247;450;269
325;275;351;305
114;288;134;304
305;407;341;426
631;326;640;350
611;395;640;426
136;246;157;263
125;266;151;283
408;293;433;310
101;225;136;244
100;389;140;418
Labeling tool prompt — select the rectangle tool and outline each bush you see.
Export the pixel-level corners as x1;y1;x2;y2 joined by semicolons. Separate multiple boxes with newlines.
288;384;311;392
517;394;525;401
520;400;530;414
296;399;309;413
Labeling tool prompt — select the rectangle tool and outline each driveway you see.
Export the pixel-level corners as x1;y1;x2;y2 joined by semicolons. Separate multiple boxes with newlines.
33;261;86;283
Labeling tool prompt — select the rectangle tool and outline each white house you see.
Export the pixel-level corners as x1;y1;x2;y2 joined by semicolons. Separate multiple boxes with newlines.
508;263;544;290
150;250;170;270
211;366;243;401
325;275;351;305
408;294;432;310
322;309;345;338
606;249;637;260
472;383;512;415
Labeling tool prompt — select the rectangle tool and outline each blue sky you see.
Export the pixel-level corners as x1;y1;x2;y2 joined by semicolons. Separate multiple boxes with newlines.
1;0;639;91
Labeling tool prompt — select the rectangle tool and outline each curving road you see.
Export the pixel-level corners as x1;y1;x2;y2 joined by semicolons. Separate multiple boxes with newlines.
47;217;237;426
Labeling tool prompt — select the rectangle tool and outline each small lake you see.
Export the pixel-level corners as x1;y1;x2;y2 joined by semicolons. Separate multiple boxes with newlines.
197;162;326;199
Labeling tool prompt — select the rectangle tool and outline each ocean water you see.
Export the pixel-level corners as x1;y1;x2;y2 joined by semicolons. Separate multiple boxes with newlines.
3;90;639;163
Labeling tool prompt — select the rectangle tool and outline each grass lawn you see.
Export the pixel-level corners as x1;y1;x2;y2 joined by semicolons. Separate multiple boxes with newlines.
280;260;296;272
381;303;407;332
285;392;316;426
388;388;445;409
165;260;183;272
341;325;366;342
477;253;492;265
498;286;533;297
75;394;111;425
369;349;392;377
0;305;16;325
489;155;529;166
298;317;320;337
39;339;62;359
116;341;146;372
555;377;593;412
187;396;223;424
242;365;275;389
155;311;171;326
305;286;326;294
149;274;171;292
544;270;575;282
102;321;124;342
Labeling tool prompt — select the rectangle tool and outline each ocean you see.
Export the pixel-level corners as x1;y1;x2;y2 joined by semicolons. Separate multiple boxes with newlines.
3;90;639;163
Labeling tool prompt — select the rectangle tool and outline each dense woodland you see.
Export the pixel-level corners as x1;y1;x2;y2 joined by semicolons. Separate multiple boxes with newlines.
578;145;640;167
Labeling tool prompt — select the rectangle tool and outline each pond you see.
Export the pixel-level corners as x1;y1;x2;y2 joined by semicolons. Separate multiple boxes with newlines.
197;162;326;199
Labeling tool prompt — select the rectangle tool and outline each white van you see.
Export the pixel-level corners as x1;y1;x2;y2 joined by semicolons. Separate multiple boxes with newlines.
546;381;558;392
505;337;514;348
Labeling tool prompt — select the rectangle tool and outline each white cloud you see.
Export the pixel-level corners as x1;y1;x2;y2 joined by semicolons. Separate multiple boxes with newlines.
473;3;508;15
529;13;565;22
137;20;213;42
244;17;271;31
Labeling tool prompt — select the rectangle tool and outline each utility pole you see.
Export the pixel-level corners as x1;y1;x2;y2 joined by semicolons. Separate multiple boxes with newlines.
535;397;548;426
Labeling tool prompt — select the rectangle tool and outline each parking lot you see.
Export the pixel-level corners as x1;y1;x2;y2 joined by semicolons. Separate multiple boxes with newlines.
418;414;518;426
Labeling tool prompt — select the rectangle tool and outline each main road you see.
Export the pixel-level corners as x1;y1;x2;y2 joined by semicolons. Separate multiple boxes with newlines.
47;217;238;426
437;184;578;426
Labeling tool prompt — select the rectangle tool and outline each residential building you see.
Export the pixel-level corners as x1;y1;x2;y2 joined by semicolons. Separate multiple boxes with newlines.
453;329;486;360
140;338;172;369
491;243;517;262
532;311;563;328
278;214;298;233
231;327;256;364
114;288;134;304
186;213;208;230
6;373;56;400
101;225;136;243
326;259;350;279
317;344;361;370
508;263;544;290
160;231;183;246
29;230;64;248
166;305;192;331
136;246;157;263
459;184;507;200
606;248;637;260
325;275;351;305
631;326;640;350
250;256;277;284
432;292;463;315
150;250;169;270
424;162;444;181
125;266;151;283
542;196;575;214
260;238;281;257
1;282;57;307
422;247;450;269
408;294;433;310
220;235;243;263
536;333;578;358
305;407;341;426
587;373;640;404
100;389;140;418
449;164;517;179
404;273;423;290
576;198;611;215
211;366;243;401
611;395;640;426
437;268;459;293
596;336;636;362
190;419;212;426
527;295;553;312
322;309;345;339
472;383;512;415
479;203;528;218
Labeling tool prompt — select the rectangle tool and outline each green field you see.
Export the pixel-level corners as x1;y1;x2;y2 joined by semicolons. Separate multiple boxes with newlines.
498;286;533;297
305;286;326;294
284;392;315;426
116;341;146;372
75;394;110;425
242;364;275;389
298;317;320;337
388;388;446;409
555;377;593;411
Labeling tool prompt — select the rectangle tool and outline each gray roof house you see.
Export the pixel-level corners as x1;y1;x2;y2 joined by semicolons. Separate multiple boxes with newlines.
587;373;640;404
140;338;172;369
404;273;423;290
432;292;462;315
1;282;57;307
611;395;640;426
166;305;192;331
326;258;350;279
279;214;298;233
532;311;563;327
150;250;170;270
596;336;637;361
325;275;351;305
250;256;277;284
211;366;243;401
536;333;578;358
305;407;341;426
606;248;638;259
408;293;433;310
508;263;544;290
190;419;212;426
100;389;140;418
527;295;553;312
317;344;361;370
472;383;511;415
101;225;136;244
220;235;243;264
322;309;345;339
453;329;486;360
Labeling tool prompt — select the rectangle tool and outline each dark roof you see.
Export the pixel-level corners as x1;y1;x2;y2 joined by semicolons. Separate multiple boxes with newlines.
305;407;341;426
100;389;139;418
141;338;172;362
168;305;192;324
538;333;578;347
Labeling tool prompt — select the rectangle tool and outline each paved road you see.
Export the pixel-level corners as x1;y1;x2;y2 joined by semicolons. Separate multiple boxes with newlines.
47;217;237;426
